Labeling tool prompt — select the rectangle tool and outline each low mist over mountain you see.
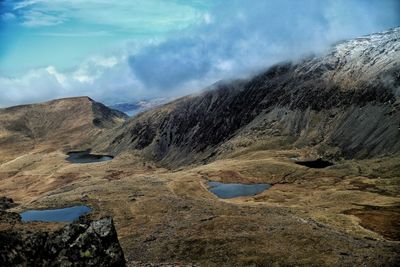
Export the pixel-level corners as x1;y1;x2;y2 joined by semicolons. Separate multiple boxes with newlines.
1;0;399;107
1;1;400;266
95;28;400;167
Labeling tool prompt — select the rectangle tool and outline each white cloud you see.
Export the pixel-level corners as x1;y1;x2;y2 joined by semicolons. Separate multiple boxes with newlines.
20;10;66;27
72;56;119;84
93;56;118;68
0;56;144;107
38;31;112;37
45;66;67;86
1;0;399;107
12;0;204;30
128;0;400;93
13;0;41;11
1;12;16;21
203;13;213;24
216;60;234;72
0;68;65;106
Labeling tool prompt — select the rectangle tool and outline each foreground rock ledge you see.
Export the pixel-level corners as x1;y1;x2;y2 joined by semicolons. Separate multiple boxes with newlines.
0;217;126;267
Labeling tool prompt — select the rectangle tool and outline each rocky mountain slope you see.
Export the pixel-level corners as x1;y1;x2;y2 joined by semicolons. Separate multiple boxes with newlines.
0;28;399;267
96;27;400;167
0;97;127;163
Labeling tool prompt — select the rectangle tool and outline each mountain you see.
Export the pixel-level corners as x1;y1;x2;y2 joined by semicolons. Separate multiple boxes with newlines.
109;98;172;116
96;27;400;167
0;96;127;163
1;28;400;267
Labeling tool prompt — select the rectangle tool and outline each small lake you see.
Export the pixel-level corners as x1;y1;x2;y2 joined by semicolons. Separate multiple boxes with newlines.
295;158;333;169
20;205;91;222
66;150;113;164
208;181;271;199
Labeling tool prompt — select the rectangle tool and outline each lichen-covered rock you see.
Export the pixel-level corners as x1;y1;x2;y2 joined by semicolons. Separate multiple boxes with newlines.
0;210;21;224
0;217;126;267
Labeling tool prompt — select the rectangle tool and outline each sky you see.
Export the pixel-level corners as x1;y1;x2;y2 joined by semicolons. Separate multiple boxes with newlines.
0;0;399;107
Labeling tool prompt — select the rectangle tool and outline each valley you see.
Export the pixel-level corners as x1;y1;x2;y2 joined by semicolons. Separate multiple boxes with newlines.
1;146;399;266
0;28;399;266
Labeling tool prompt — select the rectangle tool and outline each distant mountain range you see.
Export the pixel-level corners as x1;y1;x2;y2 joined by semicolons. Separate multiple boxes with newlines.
109;98;172;116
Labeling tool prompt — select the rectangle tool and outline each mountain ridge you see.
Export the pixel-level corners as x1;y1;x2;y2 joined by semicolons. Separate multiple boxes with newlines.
0;96;127;163
94;27;400;167
1;28;400;267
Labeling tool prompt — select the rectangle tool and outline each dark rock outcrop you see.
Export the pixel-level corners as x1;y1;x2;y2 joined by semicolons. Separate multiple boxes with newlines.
0;210;21;224
0;197;21;224
0;196;18;210
0;217;126;267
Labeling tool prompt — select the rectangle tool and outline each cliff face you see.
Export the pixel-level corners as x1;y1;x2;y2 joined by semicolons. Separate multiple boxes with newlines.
98;28;400;167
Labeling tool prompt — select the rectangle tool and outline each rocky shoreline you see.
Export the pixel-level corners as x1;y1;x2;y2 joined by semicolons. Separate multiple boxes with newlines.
0;198;126;267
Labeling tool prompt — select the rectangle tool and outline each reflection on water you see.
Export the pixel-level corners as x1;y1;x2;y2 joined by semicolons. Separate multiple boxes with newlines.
208;181;271;199
21;205;92;222
66;150;113;164
295;158;333;168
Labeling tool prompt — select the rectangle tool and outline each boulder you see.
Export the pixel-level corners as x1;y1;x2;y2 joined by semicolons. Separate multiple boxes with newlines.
0;217;126;267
